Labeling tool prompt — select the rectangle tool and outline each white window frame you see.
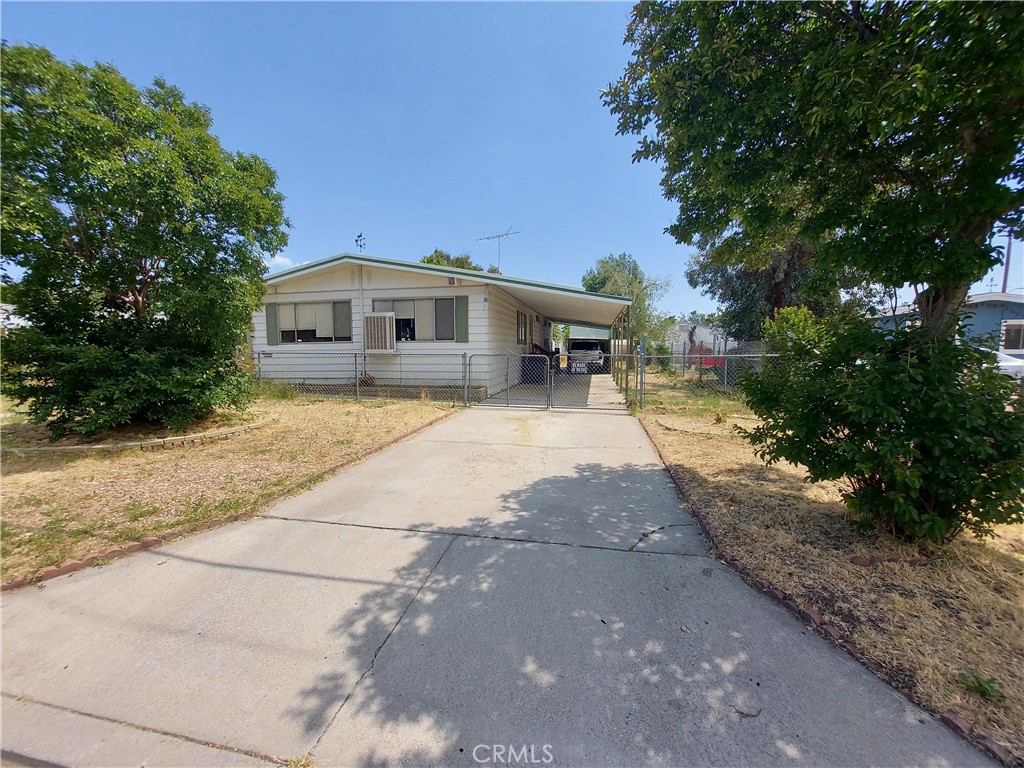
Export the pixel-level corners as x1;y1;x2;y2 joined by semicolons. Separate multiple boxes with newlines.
1001;319;1024;353
516;310;527;345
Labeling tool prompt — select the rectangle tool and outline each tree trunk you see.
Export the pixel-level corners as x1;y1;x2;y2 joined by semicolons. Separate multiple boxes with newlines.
916;283;970;341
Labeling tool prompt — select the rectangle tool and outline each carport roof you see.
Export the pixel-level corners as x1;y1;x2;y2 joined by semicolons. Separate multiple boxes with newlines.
267;253;632;327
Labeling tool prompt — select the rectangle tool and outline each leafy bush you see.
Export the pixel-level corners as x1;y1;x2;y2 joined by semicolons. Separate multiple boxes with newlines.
738;308;1024;543
1;46;287;438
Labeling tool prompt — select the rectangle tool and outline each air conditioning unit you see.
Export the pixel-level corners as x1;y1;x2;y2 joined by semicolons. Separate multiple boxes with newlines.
364;312;397;353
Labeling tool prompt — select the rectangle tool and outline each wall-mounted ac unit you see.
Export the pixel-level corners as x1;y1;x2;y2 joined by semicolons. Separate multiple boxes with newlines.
364;312;397;353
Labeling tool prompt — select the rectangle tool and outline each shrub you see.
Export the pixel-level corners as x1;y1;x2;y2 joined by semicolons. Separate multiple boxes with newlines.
1;46;287;438
738;308;1024;543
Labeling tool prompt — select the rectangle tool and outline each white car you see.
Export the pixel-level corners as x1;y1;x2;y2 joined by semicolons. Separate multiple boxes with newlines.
980;348;1024;382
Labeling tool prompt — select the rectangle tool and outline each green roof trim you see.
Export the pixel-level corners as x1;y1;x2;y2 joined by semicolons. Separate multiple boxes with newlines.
266;253;631;305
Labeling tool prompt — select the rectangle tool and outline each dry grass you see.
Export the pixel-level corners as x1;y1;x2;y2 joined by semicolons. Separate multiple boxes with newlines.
0;397;454;582
641;373;1024;758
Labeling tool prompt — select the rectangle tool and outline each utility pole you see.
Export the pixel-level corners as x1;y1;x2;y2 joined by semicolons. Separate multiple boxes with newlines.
1002;230;1012;294
476;227;521;273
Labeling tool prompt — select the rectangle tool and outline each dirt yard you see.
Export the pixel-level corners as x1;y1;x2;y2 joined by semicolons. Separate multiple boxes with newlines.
0;397;454;583
642;371;1024;760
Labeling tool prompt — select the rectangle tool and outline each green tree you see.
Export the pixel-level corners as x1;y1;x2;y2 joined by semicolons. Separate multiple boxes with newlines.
605;2;1024;340
583;253;672;346
0;45;289;436
604;3;1024;542
684;310;722;328
686;241;885;341
421;249;483;271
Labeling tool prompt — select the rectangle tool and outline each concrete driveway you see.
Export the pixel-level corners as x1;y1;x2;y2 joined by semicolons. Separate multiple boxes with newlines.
1;409;991;767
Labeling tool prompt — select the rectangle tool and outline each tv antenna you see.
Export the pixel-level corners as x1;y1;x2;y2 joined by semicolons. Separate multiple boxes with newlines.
476;227;521;272
355;233;366;253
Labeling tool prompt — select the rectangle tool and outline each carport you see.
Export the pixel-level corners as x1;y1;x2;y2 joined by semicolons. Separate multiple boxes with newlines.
468;285;637;411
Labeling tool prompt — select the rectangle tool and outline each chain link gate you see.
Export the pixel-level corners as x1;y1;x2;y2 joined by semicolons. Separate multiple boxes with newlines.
464;352;638;411
550;352;633;411
468;353;552;408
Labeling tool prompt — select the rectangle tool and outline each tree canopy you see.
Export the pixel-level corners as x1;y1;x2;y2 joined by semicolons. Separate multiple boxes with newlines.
0;44;289;436
583;253;672;346
686;241;886;341
605;2;1024;338
421;249;488;271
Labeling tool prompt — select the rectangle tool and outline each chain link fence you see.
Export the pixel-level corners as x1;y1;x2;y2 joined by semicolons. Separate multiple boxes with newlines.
252;350;773;409
644;353;775;394
253;350;470;403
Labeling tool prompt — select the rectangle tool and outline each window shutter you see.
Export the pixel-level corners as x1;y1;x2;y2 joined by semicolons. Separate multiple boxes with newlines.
265;304;279;346
455;296;469;343
333;301;352;339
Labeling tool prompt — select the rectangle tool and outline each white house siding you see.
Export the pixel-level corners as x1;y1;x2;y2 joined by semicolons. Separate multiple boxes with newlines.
476;285;555;395
252;264;542;396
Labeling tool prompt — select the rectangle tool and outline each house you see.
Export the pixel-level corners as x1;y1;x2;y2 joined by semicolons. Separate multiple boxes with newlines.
962;292;1024;358
252;253;631;398
879;292;1024;359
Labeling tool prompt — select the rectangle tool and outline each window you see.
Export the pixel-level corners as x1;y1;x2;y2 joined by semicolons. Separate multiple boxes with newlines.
1003;320;1024;352
278;301;351;343
373;297;456;341
517;310;527;345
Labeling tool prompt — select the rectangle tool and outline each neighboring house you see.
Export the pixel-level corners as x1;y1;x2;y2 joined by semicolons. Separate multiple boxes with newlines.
879;292;1024;359
963;292;1024;358
252;253;631;397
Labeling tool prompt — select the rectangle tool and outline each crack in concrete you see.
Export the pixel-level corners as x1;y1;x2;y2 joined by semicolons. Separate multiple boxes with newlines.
0;692;282;765
310;535;459;755
628;523;695;552
731;704;763;719
261;515;703;558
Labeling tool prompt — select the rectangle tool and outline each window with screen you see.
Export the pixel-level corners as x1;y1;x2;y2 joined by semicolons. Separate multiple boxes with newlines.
373;298;456;341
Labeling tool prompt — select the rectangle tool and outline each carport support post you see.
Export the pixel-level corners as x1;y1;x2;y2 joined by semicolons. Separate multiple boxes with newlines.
506;353;510;407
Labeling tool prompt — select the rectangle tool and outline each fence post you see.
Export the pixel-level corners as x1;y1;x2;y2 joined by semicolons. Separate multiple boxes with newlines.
640;350;646;409
725;356;729;389
506;353;510;408
463;353;469;405
546;358;552;410
356;353;362;400
618;354;626;403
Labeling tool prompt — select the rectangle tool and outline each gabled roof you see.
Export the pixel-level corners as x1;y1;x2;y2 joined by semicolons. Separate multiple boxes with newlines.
268;253;631;327
968;292;1024;305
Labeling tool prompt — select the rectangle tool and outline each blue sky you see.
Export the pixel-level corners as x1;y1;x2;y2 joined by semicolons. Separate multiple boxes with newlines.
3;2;1018;314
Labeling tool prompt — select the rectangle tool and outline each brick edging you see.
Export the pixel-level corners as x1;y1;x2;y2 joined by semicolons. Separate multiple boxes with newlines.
637;416;1021;768
3;416;280;456
1;406;459;595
